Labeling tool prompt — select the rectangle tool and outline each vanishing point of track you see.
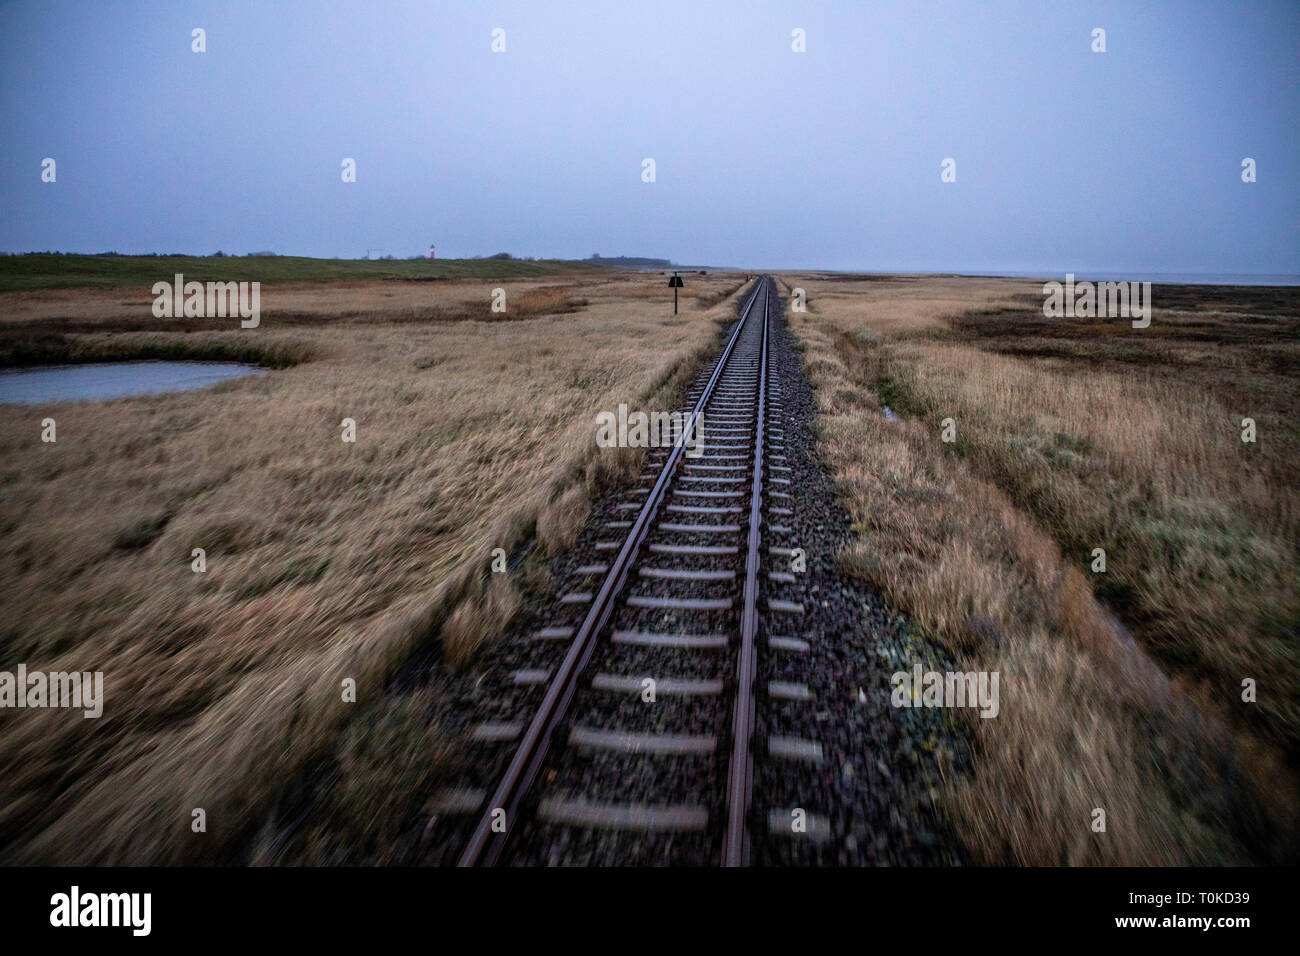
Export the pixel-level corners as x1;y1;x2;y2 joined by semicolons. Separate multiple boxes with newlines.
459;277;779;866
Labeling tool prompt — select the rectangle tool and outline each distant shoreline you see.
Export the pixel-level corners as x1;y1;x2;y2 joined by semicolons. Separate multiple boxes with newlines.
811;270;1300;287
950;271;1300;287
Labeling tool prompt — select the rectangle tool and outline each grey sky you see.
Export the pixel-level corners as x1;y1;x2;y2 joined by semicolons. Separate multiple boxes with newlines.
2;0;1297;274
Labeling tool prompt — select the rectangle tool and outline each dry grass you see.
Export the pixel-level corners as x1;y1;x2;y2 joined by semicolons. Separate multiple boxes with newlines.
439;576;524;673
782;272;1299;864
0;278;602;367
536;482;593;557
873;339;1299;741
0;271;747;864
247;686;456;867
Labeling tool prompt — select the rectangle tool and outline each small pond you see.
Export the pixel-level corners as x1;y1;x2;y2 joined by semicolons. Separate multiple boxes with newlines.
0;361;266;404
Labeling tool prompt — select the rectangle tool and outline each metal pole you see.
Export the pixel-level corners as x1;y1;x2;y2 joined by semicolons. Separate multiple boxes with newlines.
674;285;678;314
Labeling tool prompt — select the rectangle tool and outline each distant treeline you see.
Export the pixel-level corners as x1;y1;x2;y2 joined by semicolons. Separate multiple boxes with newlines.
0;250;278;258
585;255;673;269
0;250;678;270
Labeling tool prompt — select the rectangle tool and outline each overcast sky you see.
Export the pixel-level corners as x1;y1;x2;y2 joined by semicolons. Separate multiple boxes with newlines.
2;0;1297;275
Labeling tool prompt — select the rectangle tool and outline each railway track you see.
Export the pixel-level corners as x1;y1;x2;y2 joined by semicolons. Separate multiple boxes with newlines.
451;276;821;866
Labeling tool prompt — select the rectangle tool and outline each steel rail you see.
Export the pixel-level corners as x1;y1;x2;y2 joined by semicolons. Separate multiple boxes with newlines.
721;279;768;866
457;278;767;867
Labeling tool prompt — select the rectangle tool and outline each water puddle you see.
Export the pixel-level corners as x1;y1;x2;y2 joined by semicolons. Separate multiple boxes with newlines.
0;361;266;404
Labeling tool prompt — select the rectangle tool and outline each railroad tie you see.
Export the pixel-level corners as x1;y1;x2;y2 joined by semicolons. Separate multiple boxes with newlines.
612;630;729;650
568;726;716;755
537;797;708;833
767;736;824;763
591;674;723;696
766;809;832;844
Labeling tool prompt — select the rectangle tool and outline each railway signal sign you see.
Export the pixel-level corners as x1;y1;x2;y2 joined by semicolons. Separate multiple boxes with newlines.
668;272;684;313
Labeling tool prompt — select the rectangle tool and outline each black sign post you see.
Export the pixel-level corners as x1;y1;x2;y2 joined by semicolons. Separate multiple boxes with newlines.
668;272;684;313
